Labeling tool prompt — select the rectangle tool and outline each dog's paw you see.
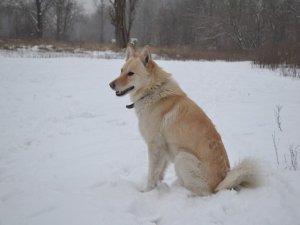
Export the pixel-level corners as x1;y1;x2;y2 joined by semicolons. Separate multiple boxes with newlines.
157;183;170;193
140;183;157;193
141;186;155;193
140;183;170;194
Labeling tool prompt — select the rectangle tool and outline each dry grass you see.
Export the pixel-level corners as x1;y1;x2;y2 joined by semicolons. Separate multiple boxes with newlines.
1;38;299;76
253;43;300;78
254;43;300;69
150;46;255;61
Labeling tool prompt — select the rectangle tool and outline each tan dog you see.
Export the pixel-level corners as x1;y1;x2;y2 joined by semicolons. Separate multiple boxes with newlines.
109;45;260;196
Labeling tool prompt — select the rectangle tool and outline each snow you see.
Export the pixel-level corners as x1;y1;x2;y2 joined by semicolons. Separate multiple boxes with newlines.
0;46;124;59
0;54;300;225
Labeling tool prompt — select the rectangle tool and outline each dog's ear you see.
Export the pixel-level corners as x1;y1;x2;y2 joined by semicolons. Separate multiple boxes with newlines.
140;46;152;66
125;44;135;61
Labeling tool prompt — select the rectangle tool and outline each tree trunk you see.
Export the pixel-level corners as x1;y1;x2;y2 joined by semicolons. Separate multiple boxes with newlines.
36;0;43;38
115;0;127;48
99;0;104;43
110;0;137;48
56;2;61;40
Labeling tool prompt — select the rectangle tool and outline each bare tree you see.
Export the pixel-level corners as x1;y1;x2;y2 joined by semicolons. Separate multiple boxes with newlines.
94;0;106;43
18;0;54;38
132;0;160;45
109;0;138;48
54;0;80;41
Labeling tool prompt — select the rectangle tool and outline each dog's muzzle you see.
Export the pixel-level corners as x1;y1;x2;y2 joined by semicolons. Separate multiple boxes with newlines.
109;81;134;97
115;86;135;96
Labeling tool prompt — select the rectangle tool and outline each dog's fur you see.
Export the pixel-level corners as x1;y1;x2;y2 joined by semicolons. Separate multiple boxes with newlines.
109;45;261;196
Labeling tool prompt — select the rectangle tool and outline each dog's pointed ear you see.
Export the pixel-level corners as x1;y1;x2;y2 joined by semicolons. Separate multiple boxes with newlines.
125;44;135;61
140;46;152;66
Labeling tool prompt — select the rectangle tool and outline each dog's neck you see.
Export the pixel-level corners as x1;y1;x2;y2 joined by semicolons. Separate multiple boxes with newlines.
126;80;169;109
126;92;150;109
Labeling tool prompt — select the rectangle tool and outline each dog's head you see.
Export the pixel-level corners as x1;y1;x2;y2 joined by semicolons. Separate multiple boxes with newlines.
109;45;153;97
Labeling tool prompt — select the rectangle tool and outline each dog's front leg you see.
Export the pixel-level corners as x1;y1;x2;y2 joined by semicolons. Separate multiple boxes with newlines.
145;144;168;192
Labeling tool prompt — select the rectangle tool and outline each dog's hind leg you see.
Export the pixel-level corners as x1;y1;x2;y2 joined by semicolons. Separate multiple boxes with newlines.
174;152;211;196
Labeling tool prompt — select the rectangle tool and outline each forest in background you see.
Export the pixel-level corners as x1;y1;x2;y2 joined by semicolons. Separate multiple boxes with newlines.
0;0;299;70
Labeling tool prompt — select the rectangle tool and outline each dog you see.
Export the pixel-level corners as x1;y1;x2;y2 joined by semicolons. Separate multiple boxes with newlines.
109;45;261;196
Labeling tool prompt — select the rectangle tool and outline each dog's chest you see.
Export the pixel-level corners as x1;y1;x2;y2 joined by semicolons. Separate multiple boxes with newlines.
134;93;183;158
137;109;163;142
138;110;177;159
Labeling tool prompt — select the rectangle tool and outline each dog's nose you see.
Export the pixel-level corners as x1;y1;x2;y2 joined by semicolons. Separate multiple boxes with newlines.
109;81;116;90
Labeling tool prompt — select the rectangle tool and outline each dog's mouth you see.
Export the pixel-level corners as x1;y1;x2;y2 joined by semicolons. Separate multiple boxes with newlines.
116;86;135;96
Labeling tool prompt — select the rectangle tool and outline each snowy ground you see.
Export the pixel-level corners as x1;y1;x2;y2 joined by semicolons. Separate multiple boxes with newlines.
0;54;300;225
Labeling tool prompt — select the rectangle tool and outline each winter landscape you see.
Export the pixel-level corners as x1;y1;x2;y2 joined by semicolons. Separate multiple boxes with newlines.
1;0;300;224
0;49;300;225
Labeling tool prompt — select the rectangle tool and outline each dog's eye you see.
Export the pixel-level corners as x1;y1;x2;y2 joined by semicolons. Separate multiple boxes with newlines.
128;72;134;76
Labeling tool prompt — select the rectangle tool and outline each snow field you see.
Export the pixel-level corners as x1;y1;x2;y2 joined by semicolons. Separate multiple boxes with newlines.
0;56;300;225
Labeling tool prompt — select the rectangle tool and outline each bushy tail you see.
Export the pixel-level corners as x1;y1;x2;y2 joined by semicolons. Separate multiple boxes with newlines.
215;159;262;192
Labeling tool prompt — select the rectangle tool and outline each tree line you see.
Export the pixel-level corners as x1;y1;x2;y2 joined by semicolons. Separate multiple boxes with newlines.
135;0;300;51
0;0;299;52
0;0;113;42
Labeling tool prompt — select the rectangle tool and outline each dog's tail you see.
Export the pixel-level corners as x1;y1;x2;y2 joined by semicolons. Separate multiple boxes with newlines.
215;158;262;192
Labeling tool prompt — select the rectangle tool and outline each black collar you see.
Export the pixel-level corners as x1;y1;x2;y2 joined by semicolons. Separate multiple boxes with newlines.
126;103;135;109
